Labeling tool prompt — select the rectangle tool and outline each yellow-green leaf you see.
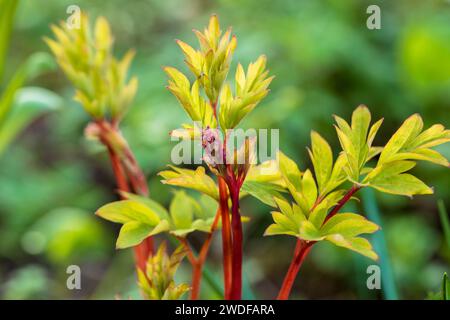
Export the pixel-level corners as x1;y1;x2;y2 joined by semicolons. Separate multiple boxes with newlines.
298;220;323;241
159;166;219;200
365;160;416;182
139;242;189;300
334;106;384;182
308;131;332;195
363;160;434;197
96;200;160;226
246;159;284;184
320;213;379;237
119;191;170;220
170;191;194;230
325;235;378;260
300;169;317;209
277;151;302;192
379;114;423;164
264;223;294;236
218;55;273;129
116;221;156;249
370;173;433;196
351;105;371;166
241;180;286;207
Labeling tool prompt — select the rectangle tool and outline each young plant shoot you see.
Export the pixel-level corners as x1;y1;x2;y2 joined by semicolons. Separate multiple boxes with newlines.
45;14;153;273
265;106;450;299
47;13;450;301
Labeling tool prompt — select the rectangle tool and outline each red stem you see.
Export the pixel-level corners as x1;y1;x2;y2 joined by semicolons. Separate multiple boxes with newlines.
277;240;312;300
325;185;361;223
106;146;130;194
177;209;220;300
277;185;361;300
229;183;243;300
218;177;233;299
133;237;154;272
210;100;234;300
120;146;153;267
191;209;220;300
123;148;149;196
97;120;153;272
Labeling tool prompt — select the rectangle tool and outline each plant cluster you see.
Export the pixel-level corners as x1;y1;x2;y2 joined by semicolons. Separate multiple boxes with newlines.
268;106;450;298
47;13;450;300
46;14;153;273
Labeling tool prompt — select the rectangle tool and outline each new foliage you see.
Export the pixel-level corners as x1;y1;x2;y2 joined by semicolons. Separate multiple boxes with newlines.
48;13;450;300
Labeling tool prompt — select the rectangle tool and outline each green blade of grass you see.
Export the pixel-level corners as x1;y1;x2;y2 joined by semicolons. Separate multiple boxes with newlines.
437;202;450;301
0;64;27;125
361;188;399;300
0;0;19;82
0;52;55;126
0;87;62;156
443;273;449;300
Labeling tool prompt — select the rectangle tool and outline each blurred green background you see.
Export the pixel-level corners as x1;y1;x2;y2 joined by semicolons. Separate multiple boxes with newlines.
0;0;449;299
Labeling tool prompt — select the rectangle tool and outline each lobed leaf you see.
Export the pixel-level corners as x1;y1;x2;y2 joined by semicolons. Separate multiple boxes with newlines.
379;114;423;164
368;173;433;196
308;131;332;194
300;169;318;209
308;190;345;227
277;151;302;192
159;166;219;200
218;55;273;129
116;221;159;249
119;191;170;220
378;115;450;167
170;191;195;230
263;197;307;237
364;160;433;196
298;221;323;241
334;106;383;182
241;180;286;207
164;67;216;128
321;213;379;238
246;159;284;184
96;200;161;225
325;235;378;260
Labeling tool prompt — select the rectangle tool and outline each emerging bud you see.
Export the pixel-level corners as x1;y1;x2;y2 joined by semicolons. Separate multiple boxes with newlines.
45;13;138;121
201;126;223;168
137;242;190;300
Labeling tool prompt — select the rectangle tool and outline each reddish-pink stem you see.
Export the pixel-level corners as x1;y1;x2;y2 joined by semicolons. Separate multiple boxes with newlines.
218;177;233;299
277;240;312;300
97;120;153;271
191;209;221;300
229;184;243;300
277;185;361;300
325;185;361;223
